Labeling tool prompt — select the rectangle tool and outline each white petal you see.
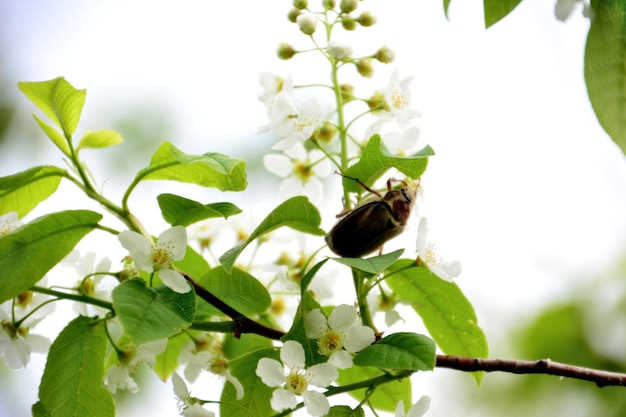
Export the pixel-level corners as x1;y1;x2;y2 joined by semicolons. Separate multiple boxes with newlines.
343;325;375;353
270;388;297;412
225;369;245;400
328;350;353;369
328;304;357;331
263;154;293;177
159;268;191;293
26;333;51;353
304;309;328;338
172;372;190;400
302;390;330;417
158;226;187;260
281;341;305;369
1;337;30;368
300;177;323;203
119;231;153;271
183;403;215;417
431;260;462;282
283;141;308;159
415;217;429;255
307;362;338;387
394;400;406;417
256;358;286;387
407;396;431;417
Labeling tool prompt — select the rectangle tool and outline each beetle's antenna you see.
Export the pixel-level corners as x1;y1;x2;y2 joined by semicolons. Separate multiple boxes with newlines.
334;171;381;196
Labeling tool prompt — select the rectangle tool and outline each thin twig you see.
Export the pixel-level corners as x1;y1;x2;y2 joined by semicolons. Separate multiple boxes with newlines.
436;355;626;387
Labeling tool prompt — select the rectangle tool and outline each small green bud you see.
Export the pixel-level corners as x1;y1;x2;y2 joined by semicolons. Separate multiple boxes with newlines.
323;0;336;10
365;91;385;111
293;0;308;9
297;13;317;35
277;43;297;60
313;121;337;143
287;8;301;23
340;83;355;103
327;41;353;61
356;59;374;78
375;46;395;64
341;17;358;31
358;11;377;27
340;0;358;14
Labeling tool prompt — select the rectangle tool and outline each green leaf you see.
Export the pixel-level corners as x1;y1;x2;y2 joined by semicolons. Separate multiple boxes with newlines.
174;245;211;281
219;196;325;273
154;333;188;381
196;266;271;316
484;0;523;28
221;348;279;417
330;249;403;275
338;366;411;413
157;193;242;226
33;316;114;417
386;259;488;384
343;134;433;192
353;332;435;371
18;77;86;136
327;406;365;417
0;210;102;303
76;129;123;151
222;331;274;360
138;142;247;191
300;258;328;296
33;114;70;155
0;166;66;218
584;0;626;155
443;0;452;20
111;279;196;344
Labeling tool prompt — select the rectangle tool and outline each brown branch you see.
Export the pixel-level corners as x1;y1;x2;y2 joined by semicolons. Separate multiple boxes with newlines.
436;355;626;387
182;273;285;341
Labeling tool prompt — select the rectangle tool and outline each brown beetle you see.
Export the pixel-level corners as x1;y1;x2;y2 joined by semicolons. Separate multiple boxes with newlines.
325;175;417;258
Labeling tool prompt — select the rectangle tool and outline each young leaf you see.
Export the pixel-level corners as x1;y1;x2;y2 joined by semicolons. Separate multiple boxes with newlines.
584;1;626;155
33;316;114;417
219;196;325;273
353;332;435;371
221;347;279;417
196;266;271;317
157;193;242;226
337;366;411;413
33;114;70;155
111;279;196;344
138;141;247;191
327;406;365;417
483;0;523;28
0;166;66;218
154;333;188;381
330;249;403;275
343;134;433;192
0;210;102;303
386;259;488;384
76;129;123;151
18;77;86;137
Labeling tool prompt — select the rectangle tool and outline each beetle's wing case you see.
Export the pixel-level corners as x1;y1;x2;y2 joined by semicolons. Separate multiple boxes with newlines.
325;201;405;258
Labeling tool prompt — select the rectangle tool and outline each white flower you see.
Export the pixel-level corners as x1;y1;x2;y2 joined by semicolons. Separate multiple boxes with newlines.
385;69;421;128
172;372;215;417
0;307;50;369
256;341;338;416
258;72;288;105
416;218;462;282
305;305;375;369
63;251;112;316
271;98;327;151
327;41;353;60
263;142;331;203
297;13;317;35
0;211;20;235
258;74;297;133
395;396;431;417
367;289;405;327
106;338;167;394
118;226;190;293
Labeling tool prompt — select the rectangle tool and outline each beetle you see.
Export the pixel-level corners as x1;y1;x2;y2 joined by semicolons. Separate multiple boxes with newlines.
325;174;418;258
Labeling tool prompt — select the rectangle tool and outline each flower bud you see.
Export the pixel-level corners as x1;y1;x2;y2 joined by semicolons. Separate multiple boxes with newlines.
323;0;336;10
277;42;297;60
327;41;353;60
356;59;374;78
297;13;317;35
340;0;358;14
293;0;308;9
375;46;395;64
340;83;355;103
358;11;377;26
313;121;337;143
365;91;385;111
287;8;301;23
341;17;358;30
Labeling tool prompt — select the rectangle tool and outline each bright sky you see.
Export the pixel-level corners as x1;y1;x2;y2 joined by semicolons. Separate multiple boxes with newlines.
1;1;626;416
